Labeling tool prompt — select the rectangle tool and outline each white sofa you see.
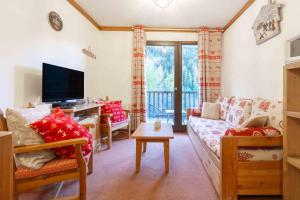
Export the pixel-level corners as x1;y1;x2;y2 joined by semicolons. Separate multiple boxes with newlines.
187;97;283;200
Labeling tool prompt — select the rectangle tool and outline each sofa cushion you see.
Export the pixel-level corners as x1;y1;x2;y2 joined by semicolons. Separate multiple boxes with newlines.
189;116;282;159
15;158;77;179
189;116;233;156
30;108;93;159
6;105;56;169
201;102;220;120
240;115;269;128
216;96;233;120
226;98;253;127
251;98;283;132
225;127;281;137
101;101;128;123
190;108;202;117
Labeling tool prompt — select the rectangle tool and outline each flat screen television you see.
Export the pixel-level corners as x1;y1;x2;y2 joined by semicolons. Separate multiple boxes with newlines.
42;63;84;102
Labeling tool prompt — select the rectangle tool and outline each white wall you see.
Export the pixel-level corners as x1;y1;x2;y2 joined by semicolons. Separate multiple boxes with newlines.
90;31;198;107
222;0;300;100
0;0;100;109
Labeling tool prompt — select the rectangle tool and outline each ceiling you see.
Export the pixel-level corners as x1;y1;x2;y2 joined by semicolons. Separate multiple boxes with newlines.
75;0;249;28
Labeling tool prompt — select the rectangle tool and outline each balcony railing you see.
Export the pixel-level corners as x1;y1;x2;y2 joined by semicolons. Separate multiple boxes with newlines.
146;91;199;123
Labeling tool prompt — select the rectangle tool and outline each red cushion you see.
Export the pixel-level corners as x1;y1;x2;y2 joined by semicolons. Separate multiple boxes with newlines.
225;127;281;137
101;100;127;123
30;108;93;158
191;108;201;117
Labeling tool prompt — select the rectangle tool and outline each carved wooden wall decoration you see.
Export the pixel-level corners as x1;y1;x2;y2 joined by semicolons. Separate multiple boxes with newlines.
252;0;282;45
82;46;96;59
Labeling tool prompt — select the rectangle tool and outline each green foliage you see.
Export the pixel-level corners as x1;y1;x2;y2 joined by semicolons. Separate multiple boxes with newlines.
145;45;199;92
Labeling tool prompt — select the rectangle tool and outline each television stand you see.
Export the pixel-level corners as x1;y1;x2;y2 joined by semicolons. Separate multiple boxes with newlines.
52;102;77;109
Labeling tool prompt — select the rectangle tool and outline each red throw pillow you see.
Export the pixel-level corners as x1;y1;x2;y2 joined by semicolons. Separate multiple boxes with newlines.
30;108;93;158
101;100;127;124
225;127;281;137
191;108;202;117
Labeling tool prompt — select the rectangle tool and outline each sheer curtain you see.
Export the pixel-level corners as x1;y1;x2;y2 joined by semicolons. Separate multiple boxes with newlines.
198;27;223;108
131;25;147;130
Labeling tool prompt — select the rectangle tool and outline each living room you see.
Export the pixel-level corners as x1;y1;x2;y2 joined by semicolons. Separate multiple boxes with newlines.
1;0;300;200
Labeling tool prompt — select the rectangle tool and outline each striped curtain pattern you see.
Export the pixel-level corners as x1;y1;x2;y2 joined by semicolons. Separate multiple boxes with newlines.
131;25;147;129
198;27;223;108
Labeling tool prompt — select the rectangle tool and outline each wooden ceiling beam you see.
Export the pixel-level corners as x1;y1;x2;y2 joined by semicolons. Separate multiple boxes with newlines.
99;26;133;31
223;0;256;32
99;26;201;33
67;0;100;30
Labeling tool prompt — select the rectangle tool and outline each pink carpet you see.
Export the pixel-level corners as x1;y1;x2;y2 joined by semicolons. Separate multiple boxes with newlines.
19;133;219;200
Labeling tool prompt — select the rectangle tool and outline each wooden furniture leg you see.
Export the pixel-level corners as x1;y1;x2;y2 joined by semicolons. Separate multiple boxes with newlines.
136;140;142;173
107;126;112;149
164;140;170;173
0;132;13;200
143;142;147;153
128;123;131;139
221;137;238;200
87;152;93;175
75;145;87;200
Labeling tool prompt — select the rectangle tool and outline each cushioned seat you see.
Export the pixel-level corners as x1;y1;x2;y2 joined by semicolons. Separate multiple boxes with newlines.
112;119;129;127
189;116;233;156
15;159;78;179
189;116;283;161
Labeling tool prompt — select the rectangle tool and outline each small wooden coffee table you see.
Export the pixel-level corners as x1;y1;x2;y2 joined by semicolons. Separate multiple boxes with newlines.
131;123;174;173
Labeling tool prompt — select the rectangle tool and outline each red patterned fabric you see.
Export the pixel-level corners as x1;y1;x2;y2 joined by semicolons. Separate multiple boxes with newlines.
225;127;281;137
15;159;77;179
30;108;93;158
198;28;223;108
191;108;202;117
101;101;128;123
131;25;147;129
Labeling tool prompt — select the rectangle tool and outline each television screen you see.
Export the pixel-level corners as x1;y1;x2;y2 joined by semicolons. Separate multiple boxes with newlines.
42;63;84;102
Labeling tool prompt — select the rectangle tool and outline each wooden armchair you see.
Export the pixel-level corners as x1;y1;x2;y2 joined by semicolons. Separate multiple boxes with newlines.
100;109;131;149
0;109;93;200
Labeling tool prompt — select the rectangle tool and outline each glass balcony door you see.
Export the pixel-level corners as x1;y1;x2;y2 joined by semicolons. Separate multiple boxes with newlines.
145;43;176;125
145;41;199;131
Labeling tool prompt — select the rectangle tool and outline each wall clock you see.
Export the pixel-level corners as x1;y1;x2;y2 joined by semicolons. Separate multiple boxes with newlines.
48;11;63;31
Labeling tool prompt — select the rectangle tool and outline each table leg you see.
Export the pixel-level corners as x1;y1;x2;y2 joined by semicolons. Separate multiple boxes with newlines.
136;140;142;173
143;142;147;153
164;140;170;173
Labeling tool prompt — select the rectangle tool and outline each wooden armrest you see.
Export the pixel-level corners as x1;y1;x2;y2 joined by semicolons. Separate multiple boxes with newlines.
221;135;283;148
81;123;95;129
14;138;88;154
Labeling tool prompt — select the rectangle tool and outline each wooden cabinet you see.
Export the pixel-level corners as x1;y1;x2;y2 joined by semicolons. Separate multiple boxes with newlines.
283;61;300;200
0;132;13;200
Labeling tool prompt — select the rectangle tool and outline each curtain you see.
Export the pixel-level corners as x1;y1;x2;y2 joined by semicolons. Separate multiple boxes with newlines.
131;25;147;130
198;27;223;108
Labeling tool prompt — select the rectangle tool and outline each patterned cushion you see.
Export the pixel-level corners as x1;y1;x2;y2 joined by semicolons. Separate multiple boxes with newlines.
216;96;234;120
251;98;283;132
189;116;283;159
15;158;77;179
226;98;253;126
30;108;93;159
6;105;55;169
189;116;233;156
191;108;202;117
101;101;128;124
225;127;281;137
